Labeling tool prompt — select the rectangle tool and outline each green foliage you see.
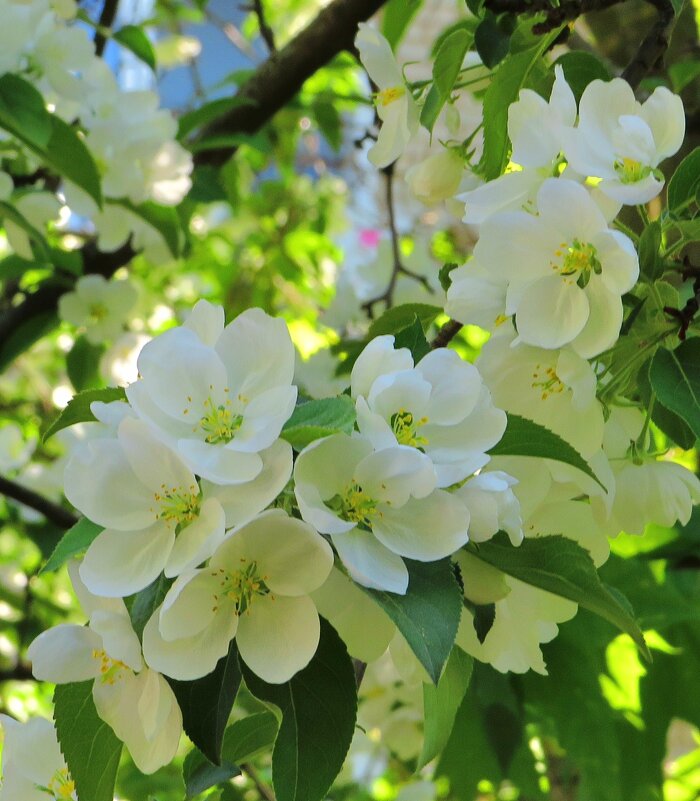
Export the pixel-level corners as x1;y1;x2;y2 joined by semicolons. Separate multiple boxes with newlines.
474;12;516;69
488;413;604;488
243;619;357;801
368;303;442;339
381;0;423;48
393;315;431;361
421;29;473;131
281;395;355;450
649;339;700;441
54;681;123;801
113;25;157;70
0;73;52;150
128;575;171;640
66;336;105;391
43;386;127;441
362;559;463;684
112;199;183;257
168;641;242;765
469;532;650;659
0;309;58;373
0;199;51;261
41;517;103;573
44;115;103;206
667;146;700;214
638;219;663;281
419;645;474;768
554;51;611;101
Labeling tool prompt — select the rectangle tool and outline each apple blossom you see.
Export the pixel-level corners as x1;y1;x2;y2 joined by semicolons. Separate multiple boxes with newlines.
453;470;523;546
143;509;333;683
0;422;36;473
405;148;464;205
58;274;137;345
294;432;469;593
126;301;297;484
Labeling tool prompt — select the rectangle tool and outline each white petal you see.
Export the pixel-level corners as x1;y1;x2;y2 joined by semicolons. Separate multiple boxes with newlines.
80;524;175;597
184;299;225;346
158;571;224;641
237;594;320;683
332;529;409;593
177;439;263;485
355;446;436;505
515;274;589;349
351;335;413;399
28;624;102;683
165;497;226;577
233;385;297;452
570;279;623;359
535;178;607;241
416;348;482;423
89;609;143;671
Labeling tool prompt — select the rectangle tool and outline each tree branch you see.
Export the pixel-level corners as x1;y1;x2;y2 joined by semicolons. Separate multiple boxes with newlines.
622;0;677;90
193;0;388;166
431;319;463;349
0;475;78;529
484;0;628;31
250;0;277;53
94;0;120;57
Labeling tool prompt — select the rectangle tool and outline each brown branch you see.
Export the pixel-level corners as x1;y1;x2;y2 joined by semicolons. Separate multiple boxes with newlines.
0;475;78;529
94;0;120;57
622;0;677;90
484;0;628;31
193;0;388;166
250;0;277;53
0;663;35;682
431;319;463;349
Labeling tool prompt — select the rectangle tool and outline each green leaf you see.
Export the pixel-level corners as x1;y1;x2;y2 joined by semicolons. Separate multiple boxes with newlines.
113;25;156;70
41;517;103;574
128;574;171;640
168;640;242;765
112;199;182;258
668;147;700;214
468;532;650;660
639;361;695;450
183;712;279;799
0;199;51;261
669;59;700;93
54;681;122;801
382;0;423;48
419;83;444;133
474;13;515;69
43;386;127;441
0;309;58;373
431;29;473;128
178;96;257;140
638;220;663;281
554;51;611;102
419;646;474;768
243;619;357;801
479;31;558;180
368;302;442;338
0;73;52;150
66;335;105;391
488;413;604;488
44;116;103;207
648;339;700;441
361;559;463;684
312;100;342;151
281;395;356;450
393;315;431;362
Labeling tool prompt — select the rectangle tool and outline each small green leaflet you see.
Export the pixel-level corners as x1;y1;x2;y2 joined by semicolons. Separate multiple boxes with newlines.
54;681;122;801
488;413;605;489
243;619;357;801
44;116;103;207
41;517;103;574
649;340;700;441
113;25;156;71
554;51;611;102
281;395;355;450
381;0;423;48
394;315;431;362
111;199;182;258
168;640;243;765
128;574;171;639
183;712;279;799
43;386;127;442
667;147;700;214
0;73;52;150
421;29;473;131
368;302;442;338
468;532;651;661
418;645;474;768
637;220;663;281
361;558;463;684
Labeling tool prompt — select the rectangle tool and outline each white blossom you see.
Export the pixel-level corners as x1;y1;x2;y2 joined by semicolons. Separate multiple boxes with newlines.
58;274;137;345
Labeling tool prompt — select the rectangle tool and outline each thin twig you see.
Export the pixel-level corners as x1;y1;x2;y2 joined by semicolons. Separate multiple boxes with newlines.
251;0;277;53
431;319;463;349
241;762;277;801
0;475;77;529
94;0;120;57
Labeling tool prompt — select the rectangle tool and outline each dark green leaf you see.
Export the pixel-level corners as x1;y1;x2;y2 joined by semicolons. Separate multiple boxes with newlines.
468;532;650;660
433;29;472;102
472;602;496;644
43;386;127;441
393;315;431;362
488;413;604;488
44;116;102;207
0;309;58;373
669;59;700;93
312;101;342;151
638;220;663;281
128;574;171;640
41;517;103;574
474;12;515;69
183;712;279;799
113;25;156;70
178;96;257;140
54;681;122;801
168;640;242;765
419;646;473;768
554;51;611;102
668;147;700;214
112;199;182;258
66;336;105;391
419;83;444;133
361;559;463;684
473;664;523;774
639;362;695;449
649;339;700;440
243;619;357;801
281;395;356;450
382;0;423;47
439;262;459;291
368;302;442;338
0;73;51;150
479;31;559;179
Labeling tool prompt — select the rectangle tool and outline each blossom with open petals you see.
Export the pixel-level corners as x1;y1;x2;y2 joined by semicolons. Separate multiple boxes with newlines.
58;274;137;345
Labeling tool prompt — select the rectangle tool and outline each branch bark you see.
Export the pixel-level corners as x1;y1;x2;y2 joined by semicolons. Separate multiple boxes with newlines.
0;475;78;529
94;0;120;57
622;0;677;90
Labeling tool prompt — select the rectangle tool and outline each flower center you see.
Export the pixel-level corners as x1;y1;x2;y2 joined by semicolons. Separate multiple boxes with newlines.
210;561;270;615
40;768;75;800
88;302;108;323
91;648;129;686
614;157;652;184
552;239;601;288
376;86;405;107
183;387;246;444
326;482;380;528
154;483;200;527
530;363;565;400
390;409;429;448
